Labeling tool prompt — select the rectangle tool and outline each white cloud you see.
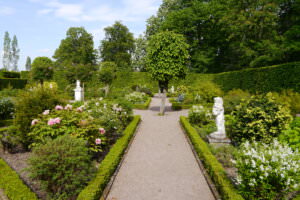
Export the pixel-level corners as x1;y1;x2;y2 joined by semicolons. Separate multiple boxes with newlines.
0;6;15;15
38;48;52;53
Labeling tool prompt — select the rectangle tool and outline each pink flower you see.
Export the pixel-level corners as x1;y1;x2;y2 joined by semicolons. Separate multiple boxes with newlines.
54;117;61;124
55;105;63;110
31;119;39;126
76;107;83;112
99;128;106;135
43;110;50;115
64;104;73;110
95;138;102;145
48;118;55;126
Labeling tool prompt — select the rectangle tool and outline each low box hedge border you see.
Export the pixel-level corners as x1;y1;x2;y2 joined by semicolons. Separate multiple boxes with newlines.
172;102;192;110
180;116;244;200
0;158;38;200
77;115;141;200
132;98;151;110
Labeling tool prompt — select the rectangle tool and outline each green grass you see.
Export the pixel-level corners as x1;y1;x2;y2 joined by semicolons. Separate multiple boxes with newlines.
77;115;141;200
0;158;38;200
180;116;244;200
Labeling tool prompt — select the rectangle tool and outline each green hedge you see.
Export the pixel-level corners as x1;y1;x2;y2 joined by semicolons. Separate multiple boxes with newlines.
77;115;141;200
0;120;13;127
171;102;192;110
0;78;27;90
0;71;20;78
180;116;244;200
20;71;30;79
133;98;151;110
214;62;300;93
0;158;38;200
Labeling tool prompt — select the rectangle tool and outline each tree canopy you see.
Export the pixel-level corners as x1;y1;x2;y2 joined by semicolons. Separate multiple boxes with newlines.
31;57;54;84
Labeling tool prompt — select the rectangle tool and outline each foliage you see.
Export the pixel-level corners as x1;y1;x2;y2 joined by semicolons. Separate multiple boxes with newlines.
209;144;237;168
146;31;189;91
63;63;98;84
0;71;20;78
125;92;148;104
132;34;147;71
230;94;292;144
271;89;300;116
77;116;141;200
132;98;151;110
0;158;38;200
0;78;27;90
279;117;300;151
0;87;20;97
0;126;23;153
25;56;31;71
180;116;244;200
14;85;65;145
188;105;213;126
223;89;251;114
27;135;95;200
234;140;300;200
0;97;14;120
191;81;223;103
2;31;11;70
31;56;54;84
100;21;135;70
98;62;117;85
11;35;20;71
53;27;96;65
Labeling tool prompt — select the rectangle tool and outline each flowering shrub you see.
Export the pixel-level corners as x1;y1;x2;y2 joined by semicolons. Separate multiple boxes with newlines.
279;117;300;151
230;94;292;144
125;92;147;104
0;97;14;120
234;140;300;200
188;105;213;126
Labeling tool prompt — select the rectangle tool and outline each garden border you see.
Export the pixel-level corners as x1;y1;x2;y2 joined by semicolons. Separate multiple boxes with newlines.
180;116;244;200
132;98;152;110
171;102;192;110
0;158;38;200
77;115;141;200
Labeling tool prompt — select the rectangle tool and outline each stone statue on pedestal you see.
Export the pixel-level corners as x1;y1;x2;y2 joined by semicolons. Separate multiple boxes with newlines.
74;80;84;101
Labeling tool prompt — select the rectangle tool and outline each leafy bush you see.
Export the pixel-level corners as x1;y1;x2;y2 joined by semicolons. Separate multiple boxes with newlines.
0;78;27;90
230;94;292;144
0;87;20;97
176;85;189;95
0;126;23;153
0;71;20;78
14;85;65;146
271;89;300;116
125;91;147;104
192;81;223;103
279;117;300;151
31;56;54;84
223;89;251;114
234;140;300;200
210;144;237;168
27;135;95;200
0;97;14;120
188;105;213;126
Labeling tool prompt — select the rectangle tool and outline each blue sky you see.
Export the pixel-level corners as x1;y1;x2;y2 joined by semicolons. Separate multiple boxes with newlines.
0;0;161;70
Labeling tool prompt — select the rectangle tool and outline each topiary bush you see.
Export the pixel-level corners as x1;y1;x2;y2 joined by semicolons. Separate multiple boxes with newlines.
27;135;95;200
0;97;14;120
230;94;292;144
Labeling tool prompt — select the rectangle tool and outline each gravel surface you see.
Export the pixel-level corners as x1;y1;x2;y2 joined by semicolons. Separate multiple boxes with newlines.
106;95;215;200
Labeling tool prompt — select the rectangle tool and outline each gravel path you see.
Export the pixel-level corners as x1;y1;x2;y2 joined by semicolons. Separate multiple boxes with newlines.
106;95;215;200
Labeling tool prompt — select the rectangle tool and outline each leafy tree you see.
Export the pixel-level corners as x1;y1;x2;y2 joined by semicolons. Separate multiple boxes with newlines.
64;63;97;84
31;57;54;84
98;62;117;96
11;35;20;71
132;35;147;71
146;31;189;92
99;21;135;70
25;56;31;71
53;27;96;65
2;31;11;70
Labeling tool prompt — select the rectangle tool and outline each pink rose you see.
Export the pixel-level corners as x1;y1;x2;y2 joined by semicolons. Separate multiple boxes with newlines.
31;119;39;126
95;138;101;145
76;107;83;112
99;128;106;135
55;105;63;110
54;117;61;124
48;118;55;126
64;104;73;110
43;110;50;115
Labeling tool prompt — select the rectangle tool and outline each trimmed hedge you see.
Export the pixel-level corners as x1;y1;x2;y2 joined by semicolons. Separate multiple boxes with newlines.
0;71;20;78
133;98;151;110
0;78;27;90
180;116;244;200
0;120;13;127
214;62;300;93
20;71;30;79
0;158;38;200
171;102;192;110
77;115;141;200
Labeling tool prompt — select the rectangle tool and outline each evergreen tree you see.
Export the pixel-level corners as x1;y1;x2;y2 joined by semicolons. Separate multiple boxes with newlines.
99;21;135;70
2;31;11;70
11;35;20;71
25;56;31;71
132;35;147;71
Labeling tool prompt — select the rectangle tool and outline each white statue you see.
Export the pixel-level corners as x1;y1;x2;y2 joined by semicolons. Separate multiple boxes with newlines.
74;80;84;101
208;97;230;143
170;86;175;93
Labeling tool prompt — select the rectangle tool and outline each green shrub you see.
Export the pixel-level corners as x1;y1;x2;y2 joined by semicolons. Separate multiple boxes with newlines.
0;97;14;120
192;81;223;103
77;116;141;200
188;105;213;126
0;78;27;90
0;158;38;200
279;117;300;151
180;116;244;200
132;98;151;110
14;85;65;146
234;140;300;200
20;70;30;79
0;71;20;78
209;144;237;168
230;94;292;144
223;89;251;114
31;56;54;84
0;87;20;97
125;92;148;104
0;126;23;153
27;135;95;200
271;89;300;116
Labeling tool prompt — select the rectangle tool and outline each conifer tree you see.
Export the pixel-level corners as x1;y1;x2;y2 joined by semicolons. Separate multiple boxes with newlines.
25;56;31;71
2;31;11;70
11;35;20;71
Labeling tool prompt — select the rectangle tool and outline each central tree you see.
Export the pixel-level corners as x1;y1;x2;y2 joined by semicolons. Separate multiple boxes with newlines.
146;31;189;93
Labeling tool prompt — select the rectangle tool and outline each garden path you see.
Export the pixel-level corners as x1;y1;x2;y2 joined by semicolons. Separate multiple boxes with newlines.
106;95;215;200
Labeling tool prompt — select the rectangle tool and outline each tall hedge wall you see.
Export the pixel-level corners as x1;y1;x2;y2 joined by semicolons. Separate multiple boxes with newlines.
214;62;300;93
0;78;28;90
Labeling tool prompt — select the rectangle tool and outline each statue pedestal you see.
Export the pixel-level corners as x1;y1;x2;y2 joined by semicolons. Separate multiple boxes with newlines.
207;132;231;144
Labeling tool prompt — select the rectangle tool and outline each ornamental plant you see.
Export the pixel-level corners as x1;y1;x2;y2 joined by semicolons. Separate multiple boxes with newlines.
230;94;292;144
125;92;147;104
27;135;95;200
188;105;213;126
0;97;14;120
279;117;300;151
234;140;300;200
